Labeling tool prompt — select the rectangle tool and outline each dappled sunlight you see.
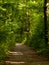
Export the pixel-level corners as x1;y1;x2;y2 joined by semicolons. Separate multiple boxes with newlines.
4;43;49;65
5;61;25;64
0;0;49;65
9;51;23;55
15;43;22;46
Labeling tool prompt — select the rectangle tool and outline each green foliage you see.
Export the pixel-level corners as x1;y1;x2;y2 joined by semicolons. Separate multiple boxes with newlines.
0;0;49;64
0;2;16;60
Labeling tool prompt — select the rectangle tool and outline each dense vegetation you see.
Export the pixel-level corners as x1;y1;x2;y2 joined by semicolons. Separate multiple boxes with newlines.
0;0;49;64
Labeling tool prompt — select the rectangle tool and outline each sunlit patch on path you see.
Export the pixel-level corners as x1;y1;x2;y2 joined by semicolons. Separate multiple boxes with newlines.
5;61;25;64
9;52;23;55
4;43;49;65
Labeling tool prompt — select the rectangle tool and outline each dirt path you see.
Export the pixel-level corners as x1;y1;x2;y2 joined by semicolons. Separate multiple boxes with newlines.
4;43;49;65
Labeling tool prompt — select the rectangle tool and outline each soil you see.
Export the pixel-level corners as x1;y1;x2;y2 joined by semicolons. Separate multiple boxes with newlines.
4;43;49;65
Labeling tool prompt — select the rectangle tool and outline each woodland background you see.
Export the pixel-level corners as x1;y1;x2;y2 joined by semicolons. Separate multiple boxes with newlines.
0;0;49;64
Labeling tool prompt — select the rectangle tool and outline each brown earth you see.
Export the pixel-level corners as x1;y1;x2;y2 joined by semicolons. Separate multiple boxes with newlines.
4;43;49;65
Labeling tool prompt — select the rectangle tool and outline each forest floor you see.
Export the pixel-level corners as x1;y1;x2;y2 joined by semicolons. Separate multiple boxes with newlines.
4;43;49;65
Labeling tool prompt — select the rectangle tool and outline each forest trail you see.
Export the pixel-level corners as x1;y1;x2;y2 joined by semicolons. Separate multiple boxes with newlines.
4;43;49;65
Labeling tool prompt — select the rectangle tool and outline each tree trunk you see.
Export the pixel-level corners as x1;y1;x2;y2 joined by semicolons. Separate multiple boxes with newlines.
44;0;48;47
26;13;30;44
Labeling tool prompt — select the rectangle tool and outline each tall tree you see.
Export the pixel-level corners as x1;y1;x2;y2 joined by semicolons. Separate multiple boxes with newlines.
44;0;48;47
